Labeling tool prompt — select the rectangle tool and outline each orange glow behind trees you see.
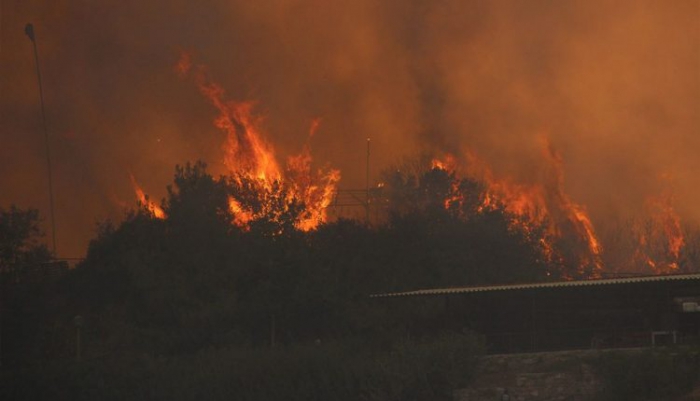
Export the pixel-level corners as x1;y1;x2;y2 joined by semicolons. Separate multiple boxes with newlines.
429;138;687;277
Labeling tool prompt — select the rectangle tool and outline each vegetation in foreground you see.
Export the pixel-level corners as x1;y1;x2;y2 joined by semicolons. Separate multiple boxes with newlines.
2;332;483;401
592;346;700;401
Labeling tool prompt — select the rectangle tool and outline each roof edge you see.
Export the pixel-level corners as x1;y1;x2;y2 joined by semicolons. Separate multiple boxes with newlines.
370;272;700;298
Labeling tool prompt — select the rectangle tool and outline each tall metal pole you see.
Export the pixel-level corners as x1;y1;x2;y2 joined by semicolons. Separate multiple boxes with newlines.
366;138;370;224
25;23;57;256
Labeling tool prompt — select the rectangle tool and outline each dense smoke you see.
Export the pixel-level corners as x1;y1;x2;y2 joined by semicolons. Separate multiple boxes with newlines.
1;0;698;258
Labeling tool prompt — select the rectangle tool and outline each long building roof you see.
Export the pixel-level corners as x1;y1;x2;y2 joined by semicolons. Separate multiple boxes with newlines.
370;272;700;298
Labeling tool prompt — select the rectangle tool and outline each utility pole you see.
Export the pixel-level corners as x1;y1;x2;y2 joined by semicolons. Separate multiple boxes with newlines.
366;138;370;224
25;23;57;256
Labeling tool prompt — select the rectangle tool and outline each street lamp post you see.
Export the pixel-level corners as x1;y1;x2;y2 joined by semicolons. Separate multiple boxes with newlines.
366;138;370;224
24;23;57;256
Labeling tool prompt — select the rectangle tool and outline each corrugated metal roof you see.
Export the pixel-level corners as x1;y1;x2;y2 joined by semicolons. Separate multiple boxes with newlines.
370;272;700;298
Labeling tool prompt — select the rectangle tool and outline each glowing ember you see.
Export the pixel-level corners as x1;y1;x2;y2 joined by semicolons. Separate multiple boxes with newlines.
129;174;165;219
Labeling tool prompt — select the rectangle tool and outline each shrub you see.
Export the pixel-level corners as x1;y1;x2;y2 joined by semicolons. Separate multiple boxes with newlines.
1;332;483;401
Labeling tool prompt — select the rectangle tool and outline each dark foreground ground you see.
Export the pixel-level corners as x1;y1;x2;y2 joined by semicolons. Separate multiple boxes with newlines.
457;347;700;401
3;342;699;401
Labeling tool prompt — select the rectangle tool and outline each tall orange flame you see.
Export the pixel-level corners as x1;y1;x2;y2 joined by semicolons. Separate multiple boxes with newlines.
177;52;340;231
129;174;165;219
432;139;603;278
632;191;684;273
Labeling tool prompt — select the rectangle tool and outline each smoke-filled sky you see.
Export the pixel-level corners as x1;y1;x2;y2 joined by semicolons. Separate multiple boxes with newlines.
1;0;698;258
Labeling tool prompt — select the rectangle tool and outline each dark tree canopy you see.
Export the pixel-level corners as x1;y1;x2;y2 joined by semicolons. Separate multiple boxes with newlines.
2;159;555;364
0;205;51;278
86;161;551;344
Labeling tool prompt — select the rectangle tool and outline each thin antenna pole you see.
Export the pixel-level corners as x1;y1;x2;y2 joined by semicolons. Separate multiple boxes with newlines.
25;23;57;256
366;138;370;224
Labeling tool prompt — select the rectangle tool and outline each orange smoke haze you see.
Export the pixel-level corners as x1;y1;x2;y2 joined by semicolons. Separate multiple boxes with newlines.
1;1;698;263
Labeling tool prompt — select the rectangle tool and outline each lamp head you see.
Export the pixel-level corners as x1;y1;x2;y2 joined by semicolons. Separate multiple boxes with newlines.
25;23;35;42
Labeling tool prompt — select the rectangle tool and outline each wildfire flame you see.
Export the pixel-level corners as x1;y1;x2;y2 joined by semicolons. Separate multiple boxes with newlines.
175;52;340;231
129;174;165;219
431;138;692;277
432;139;604;278
124;52;688;276
632;191;685;273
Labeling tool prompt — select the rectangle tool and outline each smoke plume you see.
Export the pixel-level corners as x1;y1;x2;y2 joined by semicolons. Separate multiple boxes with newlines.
1;0;698;259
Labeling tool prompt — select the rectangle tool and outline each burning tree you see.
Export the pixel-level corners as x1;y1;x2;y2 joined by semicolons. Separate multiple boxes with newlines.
126;54;694;279
177;53;340;233
599;193;688;275
381;137;693;279
379;158;555;281
378;145;603;279
132;53;340;235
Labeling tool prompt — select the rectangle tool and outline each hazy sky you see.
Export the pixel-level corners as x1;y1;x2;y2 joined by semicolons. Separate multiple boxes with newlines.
1;0;698;258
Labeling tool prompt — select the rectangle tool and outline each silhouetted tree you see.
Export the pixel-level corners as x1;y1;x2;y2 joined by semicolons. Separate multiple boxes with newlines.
0;206;56;366
0;205;51;280
64;157;556;355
